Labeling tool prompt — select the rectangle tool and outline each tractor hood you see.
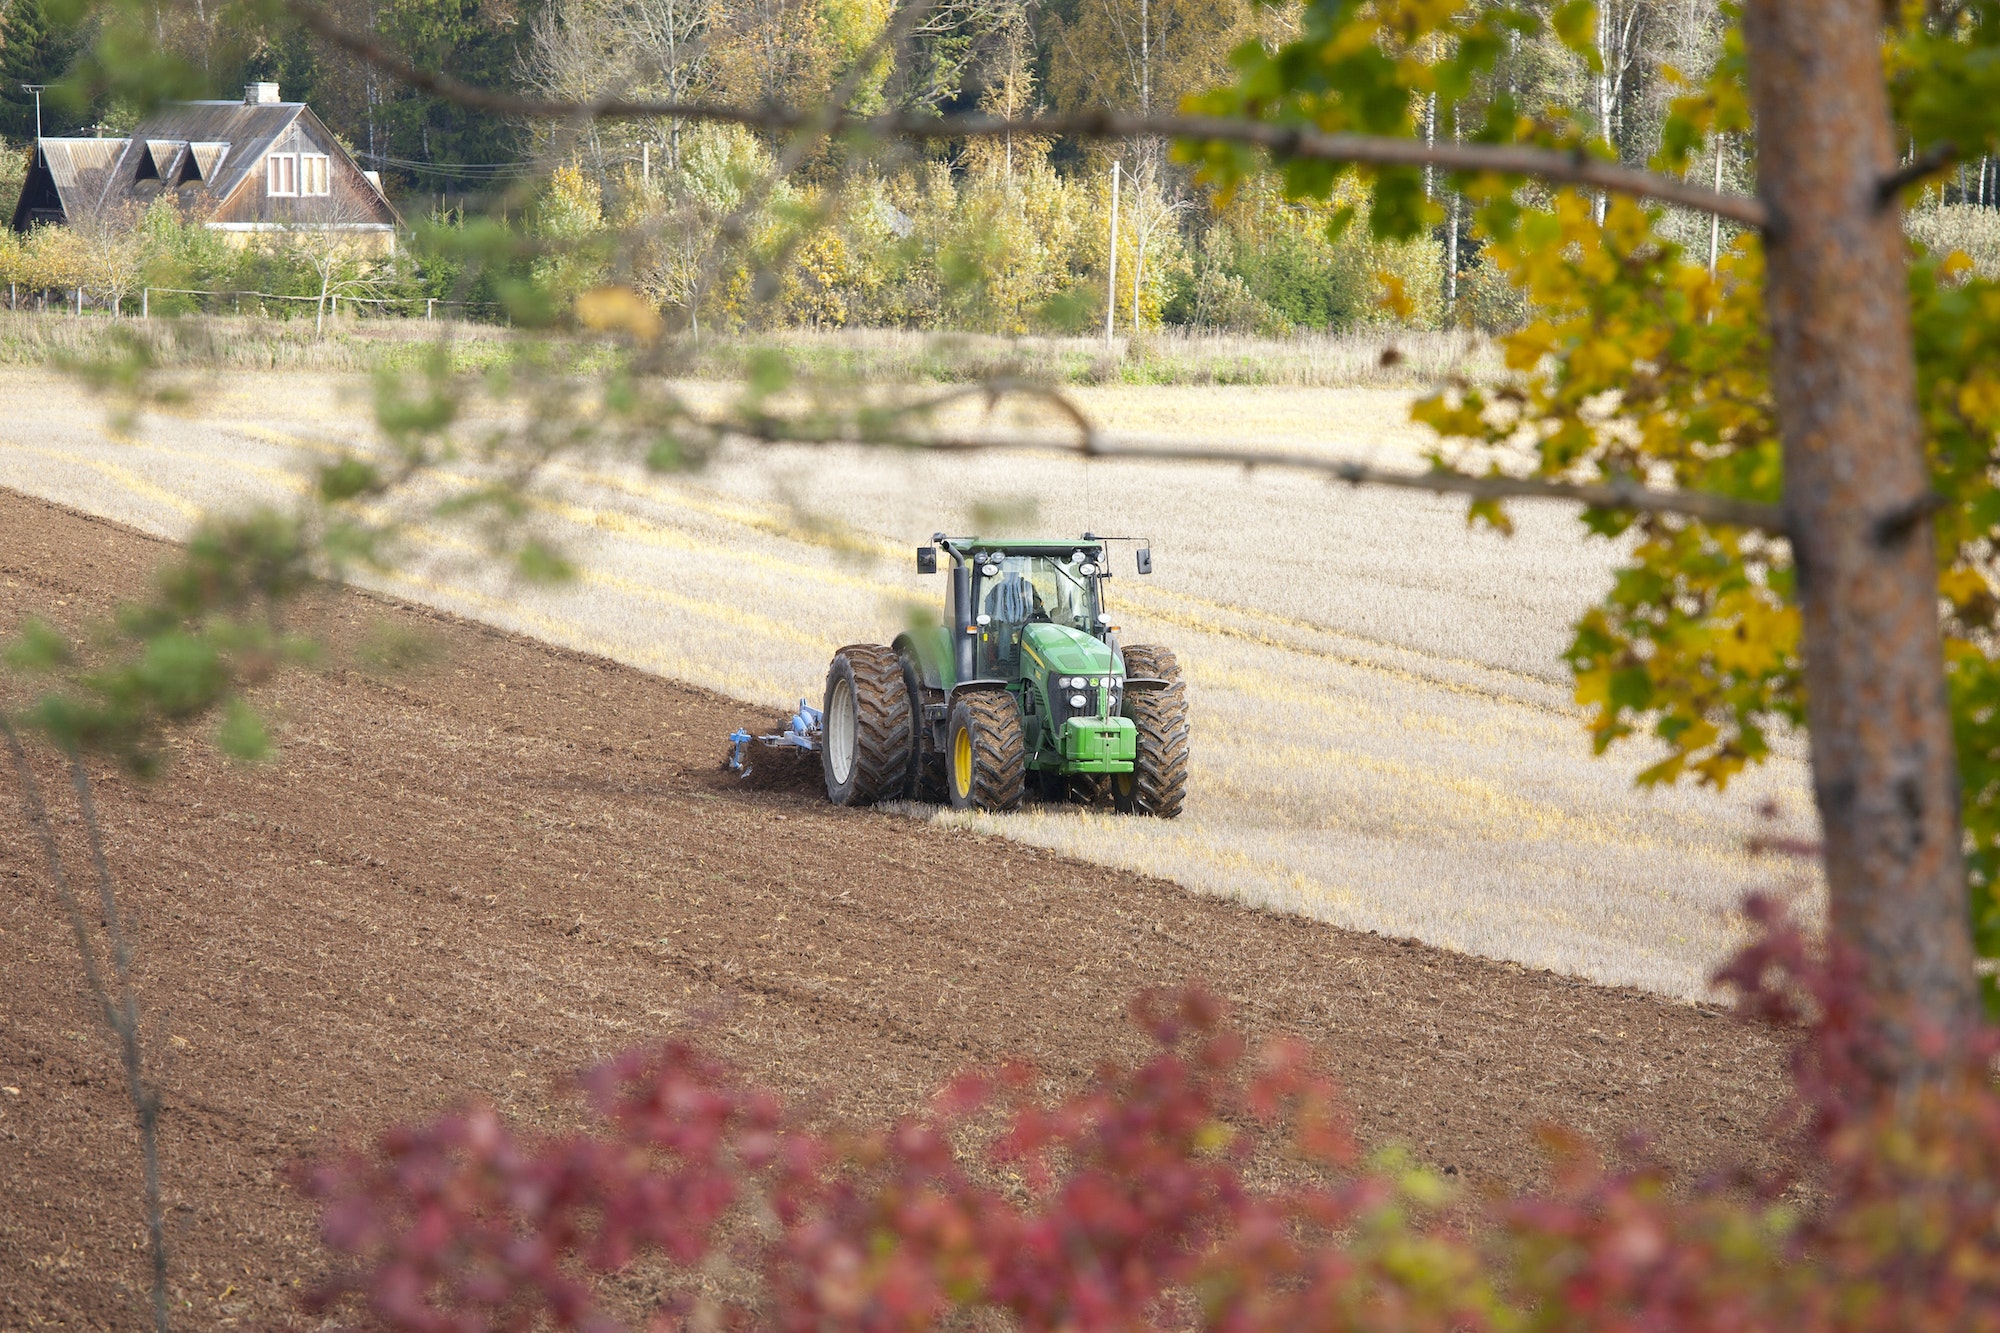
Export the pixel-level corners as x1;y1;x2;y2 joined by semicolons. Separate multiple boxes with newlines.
1019;623;1117;677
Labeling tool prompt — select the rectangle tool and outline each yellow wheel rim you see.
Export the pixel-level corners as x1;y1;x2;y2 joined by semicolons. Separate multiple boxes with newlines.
952;726;973;796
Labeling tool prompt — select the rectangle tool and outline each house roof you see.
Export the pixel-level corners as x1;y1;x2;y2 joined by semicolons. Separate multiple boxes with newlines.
114;100;308;209
13;94;397;234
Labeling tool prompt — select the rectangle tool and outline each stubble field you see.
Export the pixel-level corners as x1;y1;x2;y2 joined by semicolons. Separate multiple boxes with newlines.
0;361;1819;1000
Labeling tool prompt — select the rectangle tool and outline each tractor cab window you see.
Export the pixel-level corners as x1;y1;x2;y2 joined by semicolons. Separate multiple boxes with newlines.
971;552;1102;672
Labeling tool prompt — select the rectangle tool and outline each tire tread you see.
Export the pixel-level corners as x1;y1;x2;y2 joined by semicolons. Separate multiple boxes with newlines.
953;690;1026;812
1119;645;1189;819
824;644;913;805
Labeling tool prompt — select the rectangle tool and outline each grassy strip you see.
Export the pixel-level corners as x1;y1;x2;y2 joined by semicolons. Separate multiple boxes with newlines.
0;312;1499;387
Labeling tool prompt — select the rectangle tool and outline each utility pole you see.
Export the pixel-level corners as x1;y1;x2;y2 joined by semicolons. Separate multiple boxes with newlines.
21;84;46;139
1105;160;1121;351
1447;120;1462;311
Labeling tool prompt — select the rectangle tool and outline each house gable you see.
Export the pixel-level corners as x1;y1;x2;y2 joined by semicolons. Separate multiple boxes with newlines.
207;106;397;229
9;138;122;231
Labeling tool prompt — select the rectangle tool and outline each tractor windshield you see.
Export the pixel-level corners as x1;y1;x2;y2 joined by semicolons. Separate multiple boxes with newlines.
972;552;1102;637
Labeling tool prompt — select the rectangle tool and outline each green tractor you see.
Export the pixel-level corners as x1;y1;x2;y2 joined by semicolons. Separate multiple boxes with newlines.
819;534;1189;815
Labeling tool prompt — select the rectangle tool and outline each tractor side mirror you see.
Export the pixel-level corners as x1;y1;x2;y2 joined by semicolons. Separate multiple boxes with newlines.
1135;547;1153;575
916;545;938;574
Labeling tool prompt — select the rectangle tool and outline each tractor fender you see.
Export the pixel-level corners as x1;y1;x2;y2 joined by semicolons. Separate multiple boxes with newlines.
893;631;950;692
1120;676;1173;691
948;679;1012;702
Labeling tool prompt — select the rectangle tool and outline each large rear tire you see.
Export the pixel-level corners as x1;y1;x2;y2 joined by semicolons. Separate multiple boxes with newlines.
1114;645;1189;818
822;644;914;806
946;690;1026;813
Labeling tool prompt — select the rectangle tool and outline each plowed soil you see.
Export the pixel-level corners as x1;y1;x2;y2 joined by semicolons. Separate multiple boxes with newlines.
0;489;1789;1330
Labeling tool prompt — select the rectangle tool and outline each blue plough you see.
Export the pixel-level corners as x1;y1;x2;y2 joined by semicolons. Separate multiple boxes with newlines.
724;699;823;779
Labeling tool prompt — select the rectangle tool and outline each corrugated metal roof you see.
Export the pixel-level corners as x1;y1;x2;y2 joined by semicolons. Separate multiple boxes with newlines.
144;140;180;178
39;138;120;191
32;139;123;221
188;141;229;182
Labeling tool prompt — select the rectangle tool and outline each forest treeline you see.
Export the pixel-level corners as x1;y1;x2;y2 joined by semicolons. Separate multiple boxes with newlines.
4;0;2000;335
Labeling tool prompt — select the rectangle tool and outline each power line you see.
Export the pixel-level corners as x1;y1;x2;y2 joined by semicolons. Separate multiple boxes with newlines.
354;150;534;180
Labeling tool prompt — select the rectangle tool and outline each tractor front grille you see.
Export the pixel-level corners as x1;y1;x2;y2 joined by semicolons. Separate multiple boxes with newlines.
1045;677;1122;732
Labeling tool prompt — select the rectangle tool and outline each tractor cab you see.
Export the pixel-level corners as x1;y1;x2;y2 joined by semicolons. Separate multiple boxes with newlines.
965;544;1108;677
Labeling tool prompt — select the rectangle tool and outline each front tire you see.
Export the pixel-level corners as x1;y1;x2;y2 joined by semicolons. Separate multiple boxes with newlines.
1115;645;1189;818
946;690;1026;812
822;644;913;806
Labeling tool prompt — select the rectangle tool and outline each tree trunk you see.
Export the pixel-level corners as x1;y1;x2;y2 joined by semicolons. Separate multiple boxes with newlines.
1742;0;1979;1049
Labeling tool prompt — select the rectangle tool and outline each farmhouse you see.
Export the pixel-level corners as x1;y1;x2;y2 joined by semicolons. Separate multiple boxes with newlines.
9;82;398;254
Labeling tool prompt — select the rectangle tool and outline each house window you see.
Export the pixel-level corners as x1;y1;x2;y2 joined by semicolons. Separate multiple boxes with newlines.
301;153;331;196
267;153;298;196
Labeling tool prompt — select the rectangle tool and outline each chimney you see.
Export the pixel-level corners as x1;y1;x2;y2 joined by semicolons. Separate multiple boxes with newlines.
244;82;281;105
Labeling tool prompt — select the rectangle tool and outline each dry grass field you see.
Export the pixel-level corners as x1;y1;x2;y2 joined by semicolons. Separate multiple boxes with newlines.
0;363;1819;1000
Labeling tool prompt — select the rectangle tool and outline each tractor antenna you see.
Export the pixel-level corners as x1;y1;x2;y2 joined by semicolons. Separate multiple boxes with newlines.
21;84;47;139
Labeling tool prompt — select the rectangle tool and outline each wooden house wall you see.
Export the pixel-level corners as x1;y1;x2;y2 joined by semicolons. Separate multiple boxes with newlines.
210;111;395;228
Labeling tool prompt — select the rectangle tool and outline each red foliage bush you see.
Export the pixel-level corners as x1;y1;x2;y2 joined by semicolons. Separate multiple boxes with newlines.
302;897;2000;1331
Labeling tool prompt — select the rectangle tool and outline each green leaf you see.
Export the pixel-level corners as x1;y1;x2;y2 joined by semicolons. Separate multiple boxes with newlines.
318;458;384;502
6;617;73;672
217;698;272;763
516;540;576;585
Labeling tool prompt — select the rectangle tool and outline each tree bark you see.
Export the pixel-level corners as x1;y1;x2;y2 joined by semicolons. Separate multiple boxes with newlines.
1742;0;1979;1045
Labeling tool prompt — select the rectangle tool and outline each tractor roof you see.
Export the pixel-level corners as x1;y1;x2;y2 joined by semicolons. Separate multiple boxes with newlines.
948;536;1102;552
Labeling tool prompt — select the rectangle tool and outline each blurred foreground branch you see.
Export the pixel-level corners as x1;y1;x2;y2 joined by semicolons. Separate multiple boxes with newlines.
708;377;1791;532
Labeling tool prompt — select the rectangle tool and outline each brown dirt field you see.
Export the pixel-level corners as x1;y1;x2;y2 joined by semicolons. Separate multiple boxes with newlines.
0;488;1790;1330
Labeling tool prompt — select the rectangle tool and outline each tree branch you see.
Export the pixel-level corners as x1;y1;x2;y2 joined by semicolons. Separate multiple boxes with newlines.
2;721;170;1333
1879;141;1960;205
284;0;1771;228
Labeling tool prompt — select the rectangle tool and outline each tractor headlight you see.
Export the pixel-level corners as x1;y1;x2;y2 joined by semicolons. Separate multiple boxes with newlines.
1069;694;1086;708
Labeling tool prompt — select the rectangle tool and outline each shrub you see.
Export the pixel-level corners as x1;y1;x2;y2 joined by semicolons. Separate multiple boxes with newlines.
1164;179;1443;335
301;898;2000;1332
1908;203;2000;279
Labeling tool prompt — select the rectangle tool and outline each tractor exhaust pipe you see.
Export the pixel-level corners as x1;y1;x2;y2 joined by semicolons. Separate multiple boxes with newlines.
952;556;975;685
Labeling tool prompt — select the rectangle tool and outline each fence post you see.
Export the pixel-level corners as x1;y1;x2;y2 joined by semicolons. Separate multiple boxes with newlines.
74;287;82;316
427;298;435;320
142;288;148;320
